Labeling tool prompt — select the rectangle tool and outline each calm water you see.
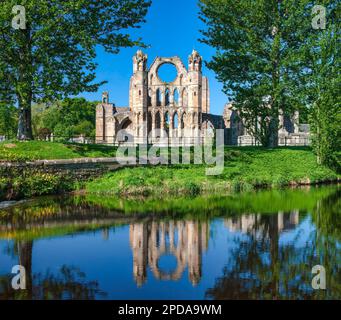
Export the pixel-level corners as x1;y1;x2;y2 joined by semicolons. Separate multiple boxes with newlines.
0;186;340;300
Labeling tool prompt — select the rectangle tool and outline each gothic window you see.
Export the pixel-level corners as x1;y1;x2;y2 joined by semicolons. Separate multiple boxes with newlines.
164;112;170;130
156;89;161;106
173;112;179;129
165;88;170;106
181;113;186;129
148;88;152;106
155;112;161;129
173;88;179;105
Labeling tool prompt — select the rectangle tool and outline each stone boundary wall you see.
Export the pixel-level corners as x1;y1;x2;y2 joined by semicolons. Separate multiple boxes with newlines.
0;158;137;181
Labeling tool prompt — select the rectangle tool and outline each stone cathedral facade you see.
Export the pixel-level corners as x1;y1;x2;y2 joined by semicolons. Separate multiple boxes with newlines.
96;50;225;146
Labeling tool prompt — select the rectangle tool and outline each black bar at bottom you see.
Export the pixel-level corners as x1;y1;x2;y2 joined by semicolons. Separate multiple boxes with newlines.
0;300;339;319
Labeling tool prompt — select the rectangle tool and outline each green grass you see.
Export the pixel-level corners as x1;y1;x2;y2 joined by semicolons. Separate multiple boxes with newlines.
0;140;117;161
86;147;340;196
0;142;339;198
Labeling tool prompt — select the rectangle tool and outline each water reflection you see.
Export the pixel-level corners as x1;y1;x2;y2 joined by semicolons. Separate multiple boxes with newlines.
0;186;339;300
224;211;299;236
130;221;208;285
0;240;106;299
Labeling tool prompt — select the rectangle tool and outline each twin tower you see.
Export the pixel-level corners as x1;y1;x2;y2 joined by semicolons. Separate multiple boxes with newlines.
96;50;214;145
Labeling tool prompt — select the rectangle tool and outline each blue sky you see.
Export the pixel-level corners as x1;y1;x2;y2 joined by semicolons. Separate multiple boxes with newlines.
79;0;227;115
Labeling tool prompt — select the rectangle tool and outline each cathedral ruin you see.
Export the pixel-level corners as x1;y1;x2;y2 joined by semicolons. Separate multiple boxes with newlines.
96;50;310;146
96;50;224;146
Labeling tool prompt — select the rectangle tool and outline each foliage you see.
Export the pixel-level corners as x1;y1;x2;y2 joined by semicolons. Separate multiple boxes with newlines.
199;0;340;155
0;168;75;200
32;98;97;139
0;0;151;139
199;0;314;147
301;2;341;172
0;104;17;138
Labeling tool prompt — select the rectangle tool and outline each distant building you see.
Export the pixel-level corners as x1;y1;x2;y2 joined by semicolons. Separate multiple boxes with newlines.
223;103;310;146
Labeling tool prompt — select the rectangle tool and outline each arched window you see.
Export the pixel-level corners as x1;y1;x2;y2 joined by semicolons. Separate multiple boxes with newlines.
155;112;161;129
156;88;161;106
164;112;170;130
173;88;179;105
148;88;152;106
173;112;179;129
181;113;186;129
165;88;170;106
182;88;188;107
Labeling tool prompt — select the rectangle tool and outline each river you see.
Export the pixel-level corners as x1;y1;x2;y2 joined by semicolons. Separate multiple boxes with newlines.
0;185;340;299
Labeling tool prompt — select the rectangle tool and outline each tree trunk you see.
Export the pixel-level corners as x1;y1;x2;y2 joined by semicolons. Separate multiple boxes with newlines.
17;23;33;141
267;116;279;148
17;95;33;140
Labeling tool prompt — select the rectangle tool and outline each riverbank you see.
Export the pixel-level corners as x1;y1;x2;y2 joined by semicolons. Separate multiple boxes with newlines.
86;147;340;196
0;143;339;201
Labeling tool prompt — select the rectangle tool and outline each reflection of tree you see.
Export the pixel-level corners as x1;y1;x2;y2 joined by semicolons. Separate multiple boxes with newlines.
206;209;341;300
312;188;341;241
311;188;341;298
31;266;106;300
207;214;281;299
0;240;106;300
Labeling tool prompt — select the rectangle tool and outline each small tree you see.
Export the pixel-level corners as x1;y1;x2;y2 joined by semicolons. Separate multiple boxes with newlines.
0;0;151;140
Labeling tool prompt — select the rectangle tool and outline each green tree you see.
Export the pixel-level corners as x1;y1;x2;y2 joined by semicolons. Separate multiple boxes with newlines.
32;98;98;139
0;103;17;138
302;1;340;171
199;0;319;147
0;0;151;140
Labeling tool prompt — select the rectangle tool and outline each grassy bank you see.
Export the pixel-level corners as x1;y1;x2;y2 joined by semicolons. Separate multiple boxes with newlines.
0;140;117;162
0;142;339;200
86;147;340;196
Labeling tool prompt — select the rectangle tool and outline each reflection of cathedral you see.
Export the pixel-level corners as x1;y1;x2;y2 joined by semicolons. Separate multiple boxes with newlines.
129;220;209;286
224;211;299;237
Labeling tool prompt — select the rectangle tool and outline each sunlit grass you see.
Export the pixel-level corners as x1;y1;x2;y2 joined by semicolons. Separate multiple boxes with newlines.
0;140;117;161
86;147;339;196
